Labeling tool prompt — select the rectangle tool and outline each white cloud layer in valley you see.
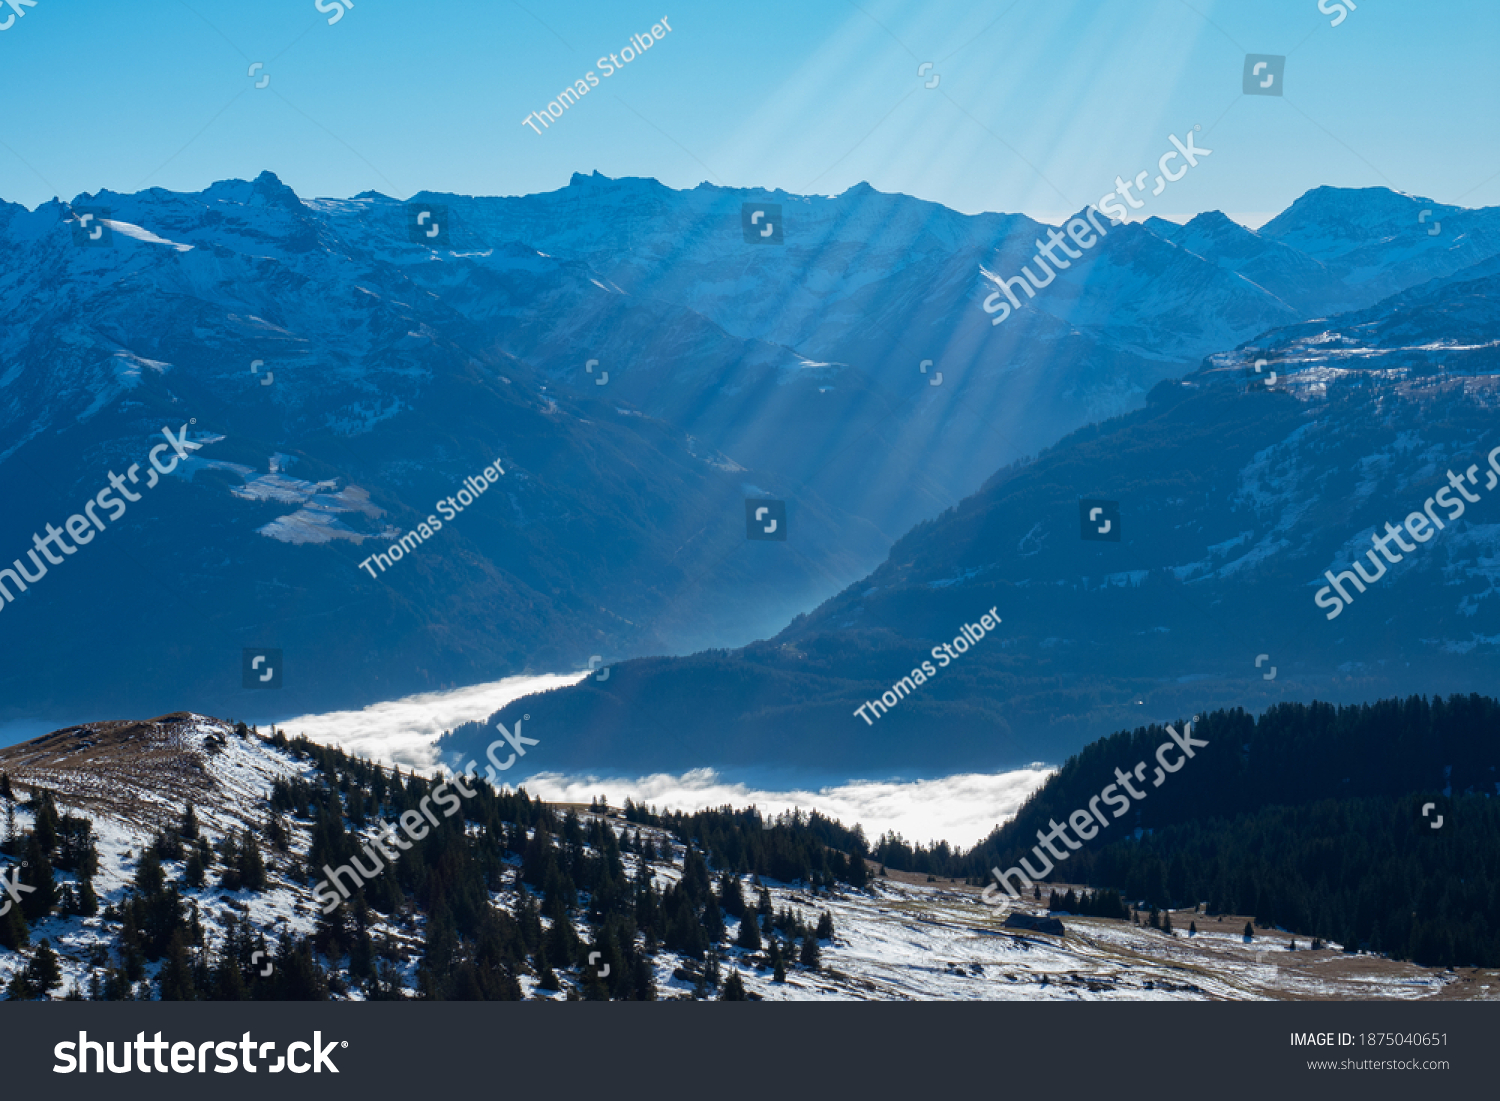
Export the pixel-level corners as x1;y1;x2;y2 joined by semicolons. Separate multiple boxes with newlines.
278;674;1053;847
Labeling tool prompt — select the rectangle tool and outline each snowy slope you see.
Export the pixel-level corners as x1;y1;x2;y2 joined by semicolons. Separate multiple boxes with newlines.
0;716;330;996
1;714;1490;1002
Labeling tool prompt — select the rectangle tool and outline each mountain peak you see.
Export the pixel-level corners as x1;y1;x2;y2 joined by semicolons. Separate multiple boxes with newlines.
1259;184;1438;246
1184;209;1240;232
1169;209;1261;248
249;170;305;209
199;171;305;211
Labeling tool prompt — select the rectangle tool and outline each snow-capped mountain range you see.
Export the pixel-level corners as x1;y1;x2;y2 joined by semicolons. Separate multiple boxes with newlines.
452;222;1500;778
2;171;1497;733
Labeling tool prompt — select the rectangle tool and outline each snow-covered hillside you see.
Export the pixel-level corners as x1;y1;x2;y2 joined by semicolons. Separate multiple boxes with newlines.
0;714;1490;1002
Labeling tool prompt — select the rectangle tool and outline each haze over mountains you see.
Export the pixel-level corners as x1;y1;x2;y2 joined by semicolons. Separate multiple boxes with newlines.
441;183;1500;780
2;172;1497;769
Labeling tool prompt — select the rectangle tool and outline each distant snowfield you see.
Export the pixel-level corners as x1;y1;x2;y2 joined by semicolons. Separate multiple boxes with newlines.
278;674;1054;847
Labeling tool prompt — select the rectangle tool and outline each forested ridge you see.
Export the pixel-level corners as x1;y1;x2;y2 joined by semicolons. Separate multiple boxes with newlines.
871;694;1500;966
0;728;858;1000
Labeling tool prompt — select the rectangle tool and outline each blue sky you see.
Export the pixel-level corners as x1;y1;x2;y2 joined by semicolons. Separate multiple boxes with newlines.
1;0;1496;223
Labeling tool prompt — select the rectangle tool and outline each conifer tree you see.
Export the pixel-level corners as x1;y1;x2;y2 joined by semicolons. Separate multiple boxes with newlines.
103;969;131;1001
522;822;556;889
703;894;726;943
718;873;746;919
217;833;241;891
736;914;762;951
32;792;57;853
582;963;610;1001
238;830;267;892
188;901;205;948
682;845;711;905
721;969;747;1000
757;884;773;917
815;911;835;941
267;809;289;852
769;939;786;983
844;850;869;889
25;939;61;999
119;908;146;982
1243;921;1255;940
535;946;561;992
158;929;196;1000
22;835;55;921
0;896;27;951
799;934;820;970
632;955;656;1002
545;910;578;969
191;941;213;995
